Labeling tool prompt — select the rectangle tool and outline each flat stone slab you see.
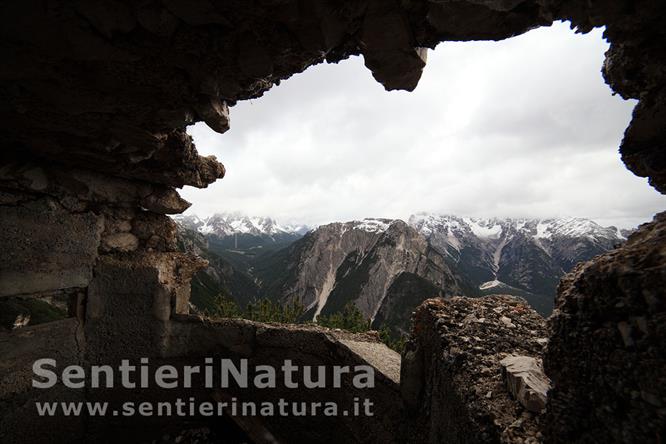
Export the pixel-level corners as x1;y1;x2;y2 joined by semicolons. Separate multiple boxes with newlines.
337;338;401;385
500;355;550;413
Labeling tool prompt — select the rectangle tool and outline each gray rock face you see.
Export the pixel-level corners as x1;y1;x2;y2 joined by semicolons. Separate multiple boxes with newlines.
261;219;463;329
409;214;626;315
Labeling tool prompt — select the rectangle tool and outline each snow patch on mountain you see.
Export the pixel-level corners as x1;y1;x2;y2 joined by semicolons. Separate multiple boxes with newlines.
352;218;393;233
479;280;502;290
464;218;503;239
409;213;624;245
533;217;627;241
535;221;551;239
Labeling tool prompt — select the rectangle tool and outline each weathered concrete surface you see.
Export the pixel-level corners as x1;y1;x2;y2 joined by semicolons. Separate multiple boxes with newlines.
338;338;401;384
2;311;402;444
544;211;666;443
85;252;205;361
402;296;549;443
162;317;403;444
0;162;152;209
0;319;85;444
0;198;103;296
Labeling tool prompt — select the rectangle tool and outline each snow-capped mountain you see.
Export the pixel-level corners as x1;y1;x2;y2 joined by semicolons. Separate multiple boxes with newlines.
409;214;625;245
336;218;395;233
175;212;628;321
408;214;626;314
173;213;309;238
172;213;310;274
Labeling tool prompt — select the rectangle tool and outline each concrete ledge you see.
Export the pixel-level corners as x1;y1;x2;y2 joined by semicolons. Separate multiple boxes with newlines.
162;316;403;444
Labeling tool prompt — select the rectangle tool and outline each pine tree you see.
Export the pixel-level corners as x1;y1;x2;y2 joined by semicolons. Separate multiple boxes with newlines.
317;302;370;333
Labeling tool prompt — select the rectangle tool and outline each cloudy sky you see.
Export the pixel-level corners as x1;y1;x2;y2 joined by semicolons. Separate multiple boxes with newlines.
181;21;665;229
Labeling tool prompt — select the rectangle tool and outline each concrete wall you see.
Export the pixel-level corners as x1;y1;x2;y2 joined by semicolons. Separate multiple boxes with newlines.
0;198;102;296
0;319;85;444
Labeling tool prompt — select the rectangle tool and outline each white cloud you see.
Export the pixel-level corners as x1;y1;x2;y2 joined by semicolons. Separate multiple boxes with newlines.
181;21;665;229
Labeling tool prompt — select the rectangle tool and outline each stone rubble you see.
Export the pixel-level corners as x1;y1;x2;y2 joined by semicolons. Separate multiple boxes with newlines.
401;295;549;443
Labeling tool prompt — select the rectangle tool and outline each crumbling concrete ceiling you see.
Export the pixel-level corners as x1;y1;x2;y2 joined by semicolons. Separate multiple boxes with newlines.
1;0;664;191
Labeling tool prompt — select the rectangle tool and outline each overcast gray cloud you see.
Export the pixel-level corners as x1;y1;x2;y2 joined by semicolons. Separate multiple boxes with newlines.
181;21;665;229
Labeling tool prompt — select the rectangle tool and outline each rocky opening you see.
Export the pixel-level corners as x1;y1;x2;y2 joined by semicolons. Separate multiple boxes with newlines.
1;0;665;443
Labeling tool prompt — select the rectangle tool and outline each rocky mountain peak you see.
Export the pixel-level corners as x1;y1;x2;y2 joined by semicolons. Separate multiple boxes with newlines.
408;213;628;314
350;218;396;233
258;217;462;328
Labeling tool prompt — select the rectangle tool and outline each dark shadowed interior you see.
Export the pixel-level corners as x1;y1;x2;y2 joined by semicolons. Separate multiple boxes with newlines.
1;1;664;443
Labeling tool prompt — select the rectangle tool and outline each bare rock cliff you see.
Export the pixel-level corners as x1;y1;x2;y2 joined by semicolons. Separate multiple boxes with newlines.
263;220;463;328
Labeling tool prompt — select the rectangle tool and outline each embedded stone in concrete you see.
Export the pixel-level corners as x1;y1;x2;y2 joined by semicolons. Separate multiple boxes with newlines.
140;188;191;214
102;232;140;252
194;96;230;134
22;167;48;191
131;212;179;252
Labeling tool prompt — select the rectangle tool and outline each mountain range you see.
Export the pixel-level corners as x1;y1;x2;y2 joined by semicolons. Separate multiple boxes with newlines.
174;212;629;336
174;213;309;272
408;214;628;313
